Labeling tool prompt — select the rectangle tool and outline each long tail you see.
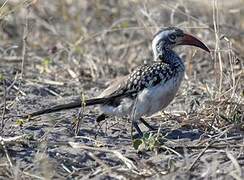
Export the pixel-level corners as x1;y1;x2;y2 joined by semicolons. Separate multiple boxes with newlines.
24;97;108;118
22;90;136;118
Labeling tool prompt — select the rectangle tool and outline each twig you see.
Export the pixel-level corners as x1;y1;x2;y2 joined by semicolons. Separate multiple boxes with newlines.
74;93;86;135
1;79;7;131
0;0;34;19
0;56;22;62
75;136;106;146
22;171;45;180
0;135;25;143
187;140;215;171
75;25;209;47
205;100;244;107
173;144;244;150
43;87;62;98
212;0;223;94
0;137;13;167
160;3;214;32
226;151;242;177
161;145;183;157
69;142;138;171
26;79;65;86
5;74;27;96
21;10;29;78
87;151;110;169
0;0;9;12
187;125;236;171
61;163;72;174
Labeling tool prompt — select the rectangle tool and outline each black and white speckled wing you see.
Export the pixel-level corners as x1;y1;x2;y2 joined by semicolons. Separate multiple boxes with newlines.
100;62;175;106
126;62;174;93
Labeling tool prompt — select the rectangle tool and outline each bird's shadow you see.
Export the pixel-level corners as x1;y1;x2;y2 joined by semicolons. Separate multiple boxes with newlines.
74;115;209;142
76;116;206;141
132;126;206;141
163;128;205;140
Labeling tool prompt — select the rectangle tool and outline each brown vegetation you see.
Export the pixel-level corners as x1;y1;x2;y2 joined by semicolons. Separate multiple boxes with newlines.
0;0;243;179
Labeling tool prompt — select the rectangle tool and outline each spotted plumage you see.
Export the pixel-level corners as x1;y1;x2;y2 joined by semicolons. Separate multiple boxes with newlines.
127;62;174;91
102;60;182;107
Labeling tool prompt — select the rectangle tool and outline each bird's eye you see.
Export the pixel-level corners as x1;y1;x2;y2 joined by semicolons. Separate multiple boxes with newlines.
169;34;176;41
156;41;163;51
156;45;160;51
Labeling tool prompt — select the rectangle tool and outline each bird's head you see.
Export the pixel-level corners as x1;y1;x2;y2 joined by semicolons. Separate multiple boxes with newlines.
152;27;210;61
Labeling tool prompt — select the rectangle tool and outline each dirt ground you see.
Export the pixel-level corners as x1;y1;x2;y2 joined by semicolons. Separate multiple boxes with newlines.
0;0;243;179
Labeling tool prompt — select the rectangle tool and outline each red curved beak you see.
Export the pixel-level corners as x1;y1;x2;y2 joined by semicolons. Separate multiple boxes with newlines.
179;33;210;53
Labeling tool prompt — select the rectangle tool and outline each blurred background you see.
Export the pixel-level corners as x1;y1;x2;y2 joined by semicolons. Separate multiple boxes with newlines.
0;0;243;178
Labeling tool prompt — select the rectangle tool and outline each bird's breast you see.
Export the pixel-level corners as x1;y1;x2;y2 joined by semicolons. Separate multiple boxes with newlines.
136;71;184;116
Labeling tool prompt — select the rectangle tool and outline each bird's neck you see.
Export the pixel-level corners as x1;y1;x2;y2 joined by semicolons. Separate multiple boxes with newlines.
162;49;185;71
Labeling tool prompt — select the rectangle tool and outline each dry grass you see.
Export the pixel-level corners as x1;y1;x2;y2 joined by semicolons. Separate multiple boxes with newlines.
0;0;243;179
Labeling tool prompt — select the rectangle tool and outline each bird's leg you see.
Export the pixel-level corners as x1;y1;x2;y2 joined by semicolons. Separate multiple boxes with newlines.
94;113;109;139
139;118;156;131
130;97;144;138
131;121;143;138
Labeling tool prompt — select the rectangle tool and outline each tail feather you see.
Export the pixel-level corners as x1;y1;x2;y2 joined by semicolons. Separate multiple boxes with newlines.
24;97;108;118
22;89;136;118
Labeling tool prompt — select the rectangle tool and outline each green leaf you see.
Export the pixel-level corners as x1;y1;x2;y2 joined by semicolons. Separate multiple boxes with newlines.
42;57;51;66
132;139;143;150
0;74;4;81
142;132;151;140
16;119;25;126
